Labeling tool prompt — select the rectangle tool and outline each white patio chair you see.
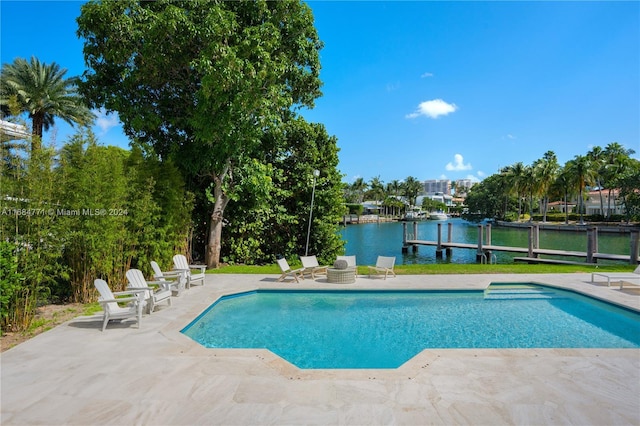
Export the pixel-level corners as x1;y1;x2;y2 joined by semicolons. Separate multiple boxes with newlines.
126;268;172;314
277;258;305;283
151;260;187;296
300;255;329;279
173;254;206;287
368;256;397;279
336;255;358;277
94;279;146;331
591;265;640;288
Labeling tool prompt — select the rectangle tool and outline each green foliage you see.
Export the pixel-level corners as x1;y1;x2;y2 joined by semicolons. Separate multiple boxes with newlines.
0;56;94;148
0;241;23;332
0;145;59;331
0;128;193;330
421;198;446;212
465;174;512;219
470;145;638;223
57;131;130;300
345;204;364;215
78;0;325;267
222;117;345;265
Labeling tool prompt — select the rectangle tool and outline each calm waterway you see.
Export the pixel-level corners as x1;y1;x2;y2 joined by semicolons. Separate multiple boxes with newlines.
339;218;632;266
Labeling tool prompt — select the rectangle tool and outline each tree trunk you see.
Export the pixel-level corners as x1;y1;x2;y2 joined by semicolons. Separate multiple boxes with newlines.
205;166;231;269
31;113;44;151
597;183;604;217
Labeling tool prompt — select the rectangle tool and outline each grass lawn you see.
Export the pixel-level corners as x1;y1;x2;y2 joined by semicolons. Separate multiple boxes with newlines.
208;263;637;275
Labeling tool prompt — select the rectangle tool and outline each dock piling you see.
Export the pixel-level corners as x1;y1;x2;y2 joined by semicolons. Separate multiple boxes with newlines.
402;222;408;253
436;223;443;258
528;226;536;258
476;225;484;262
631;231;639;265
587;227;597;263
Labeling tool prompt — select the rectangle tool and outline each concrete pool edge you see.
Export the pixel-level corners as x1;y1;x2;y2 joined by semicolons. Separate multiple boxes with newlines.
173;276;640;375
2;273;639;425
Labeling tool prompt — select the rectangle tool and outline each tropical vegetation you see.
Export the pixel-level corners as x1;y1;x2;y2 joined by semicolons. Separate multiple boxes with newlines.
465;144;639;223
1;1;347;333
0;56;94;150
76;0;343;268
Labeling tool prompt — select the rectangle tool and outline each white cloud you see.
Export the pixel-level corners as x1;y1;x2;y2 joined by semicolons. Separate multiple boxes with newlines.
94;108;120;134
439;174;448;179
445;154;472;171
476;171;486;178
465;174;481;183
406;99;458;119
421;72;434;78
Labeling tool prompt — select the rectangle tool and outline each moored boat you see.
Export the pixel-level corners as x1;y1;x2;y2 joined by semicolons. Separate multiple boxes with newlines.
429;211;448;220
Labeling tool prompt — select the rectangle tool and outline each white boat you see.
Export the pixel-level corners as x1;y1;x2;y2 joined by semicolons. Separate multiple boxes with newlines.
429;211;448;220
403;211;425;221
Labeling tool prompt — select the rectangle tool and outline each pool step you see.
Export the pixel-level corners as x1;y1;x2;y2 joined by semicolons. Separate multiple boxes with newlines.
484;288;557;300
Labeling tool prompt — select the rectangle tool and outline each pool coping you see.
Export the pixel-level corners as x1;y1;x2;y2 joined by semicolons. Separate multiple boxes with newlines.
2;273;639;425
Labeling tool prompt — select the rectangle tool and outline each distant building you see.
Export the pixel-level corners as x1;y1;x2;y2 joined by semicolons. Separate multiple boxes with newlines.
417;193;454;207
453;179;475;196
0;119;30;142
423;179;451;195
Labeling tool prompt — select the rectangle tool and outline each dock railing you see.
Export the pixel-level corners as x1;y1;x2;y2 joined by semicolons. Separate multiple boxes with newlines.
403;222;640;265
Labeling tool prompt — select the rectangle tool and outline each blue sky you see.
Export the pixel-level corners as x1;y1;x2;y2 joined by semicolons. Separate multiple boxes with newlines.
2;1;638;185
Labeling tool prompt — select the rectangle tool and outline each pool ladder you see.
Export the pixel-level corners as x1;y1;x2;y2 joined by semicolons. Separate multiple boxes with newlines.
480;252;497;264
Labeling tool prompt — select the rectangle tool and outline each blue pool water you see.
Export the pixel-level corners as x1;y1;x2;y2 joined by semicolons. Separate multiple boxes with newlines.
181;285;640;369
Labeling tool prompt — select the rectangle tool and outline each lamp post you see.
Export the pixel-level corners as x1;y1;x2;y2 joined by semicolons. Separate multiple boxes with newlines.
305;169;320;256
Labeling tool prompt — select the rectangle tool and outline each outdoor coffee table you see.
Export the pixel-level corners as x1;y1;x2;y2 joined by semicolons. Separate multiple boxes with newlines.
326;267;356;284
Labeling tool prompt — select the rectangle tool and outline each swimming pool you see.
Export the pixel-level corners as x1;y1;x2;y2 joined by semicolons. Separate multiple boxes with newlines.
181;284;640;369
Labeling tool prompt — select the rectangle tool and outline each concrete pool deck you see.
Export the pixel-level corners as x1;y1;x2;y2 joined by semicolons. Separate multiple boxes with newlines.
1;273;639;425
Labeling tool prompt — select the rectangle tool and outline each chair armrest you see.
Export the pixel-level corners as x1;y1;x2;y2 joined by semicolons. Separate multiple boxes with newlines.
189;264;206;272
125;286;150;292
114;289;146;296
159;271;183;277
99;296;137;304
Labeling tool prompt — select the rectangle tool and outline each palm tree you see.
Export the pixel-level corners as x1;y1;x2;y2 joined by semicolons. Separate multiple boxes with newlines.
503;162;527;221
565;155;596;224
602;142;636;219
533;151;559;222
551;166;574;224
1;56;94;150
384;180;402;217
350;177;368;203
367;176;385;205
587;146;606;217
401;176;423;209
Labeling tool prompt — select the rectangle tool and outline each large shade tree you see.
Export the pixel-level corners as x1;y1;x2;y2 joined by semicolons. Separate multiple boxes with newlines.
1;57;94;151
77;0;323;267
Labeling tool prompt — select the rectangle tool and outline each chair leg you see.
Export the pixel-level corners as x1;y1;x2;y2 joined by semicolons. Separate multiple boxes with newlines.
137;305;143;328
102;313;109;332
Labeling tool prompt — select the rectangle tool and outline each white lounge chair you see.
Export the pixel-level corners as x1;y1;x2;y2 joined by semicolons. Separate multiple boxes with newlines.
277;258;305;283
126;269;172;313
94;279;146;331
591;265;640;288
173;254;206;287
150;260;187;296
336;255;358;277
368;256;396;279
300;255;329;279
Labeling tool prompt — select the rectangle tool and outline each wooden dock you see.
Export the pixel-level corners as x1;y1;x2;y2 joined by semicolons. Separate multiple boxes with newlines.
402;222;640;265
